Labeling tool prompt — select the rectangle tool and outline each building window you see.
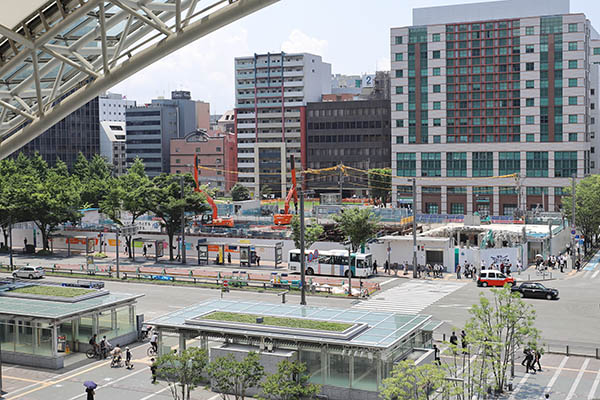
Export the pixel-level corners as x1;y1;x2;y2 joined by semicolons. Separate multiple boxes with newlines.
568;60;577;69
446;152;467;177
472;152;493;177
568;23;578;32
433;101;441;110
396;120;404;127
421;153;441;177
216;147;221;152
433;85;441;93
526;98;534;107
176;159;181;164
499;152;520;175
526;62;534;71
395;70;403;78
525;45;534;53
433;118;441;127
451;203;465;214
396;86;404;94
526;152;549;177
395;36;403;45
526;116;535;125
433;50;441;59
395;53;403;61
396;136;404;144
396;103;404;111
568;41;577;51
568;96;577;105
526;134;535;142
525;80;534;88
432;33;440;42
555;151;577;177
397;153;416;177
595;48;600;55
196;147;201;152
569;115;577;123
526;26;534;35
433;67;441;76
568;78;577;87
433;135;441;143
426;203;439;214
569;132;578;141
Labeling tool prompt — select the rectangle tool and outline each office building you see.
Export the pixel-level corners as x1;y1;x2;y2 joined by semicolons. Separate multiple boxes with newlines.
170;130;237;194
100;121;127;175
391;0;600;215
217;110;235;133
152;91;197;138
331;71;391;101
306;99;392;197
99;92;136;122
196;101;211;131
125;104;179;177
235;52;331;197
15;97;100;170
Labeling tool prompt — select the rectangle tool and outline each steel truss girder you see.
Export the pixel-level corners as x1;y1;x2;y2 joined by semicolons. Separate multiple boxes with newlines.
0;0;279;158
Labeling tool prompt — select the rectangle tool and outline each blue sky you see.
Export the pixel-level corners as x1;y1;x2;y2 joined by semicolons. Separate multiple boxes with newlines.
110;0;600;115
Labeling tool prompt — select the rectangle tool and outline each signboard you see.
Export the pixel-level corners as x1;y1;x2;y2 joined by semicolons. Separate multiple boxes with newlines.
240;246;250;266
120;224;139;237
362;74;375;88
156;242;164;258
198;244;208;265
571;230;576;235
275;242;283;266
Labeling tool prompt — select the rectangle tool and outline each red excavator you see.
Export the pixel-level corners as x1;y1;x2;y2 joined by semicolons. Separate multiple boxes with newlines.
193;154;234;228
273;155;298;225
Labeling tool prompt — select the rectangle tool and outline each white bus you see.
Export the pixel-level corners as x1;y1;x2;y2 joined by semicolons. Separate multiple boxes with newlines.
288;249;373;277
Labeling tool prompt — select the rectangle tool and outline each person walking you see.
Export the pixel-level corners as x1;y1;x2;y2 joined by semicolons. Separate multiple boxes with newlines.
373;260;378;275
125;347;133;369
86;387;95;400
143;245;147;258
461;330;468;350
433;344;441;365
534;349;542;372
227;252;231;264
523;349;535;373
456;264;461;280
256;256;261;267
150;358;158;384
384;260;390;274
450;331;458;346
99;336;108;359
517;261;523;275
23;237;28;252
150;330;158;353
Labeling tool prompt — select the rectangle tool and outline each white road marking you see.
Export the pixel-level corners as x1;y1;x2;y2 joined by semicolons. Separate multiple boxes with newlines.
66;368;146;400
545;356;569;393
566;358;590;400
379;278;397;286
588;367;600;399
592;270;600;279
138;385;171;400
509;373;531;400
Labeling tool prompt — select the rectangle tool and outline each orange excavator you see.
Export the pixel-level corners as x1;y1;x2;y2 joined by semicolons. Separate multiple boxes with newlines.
193;154;234;228
273;155;299;225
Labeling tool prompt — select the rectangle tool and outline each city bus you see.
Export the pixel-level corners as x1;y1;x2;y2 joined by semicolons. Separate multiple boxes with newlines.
287;249;373;277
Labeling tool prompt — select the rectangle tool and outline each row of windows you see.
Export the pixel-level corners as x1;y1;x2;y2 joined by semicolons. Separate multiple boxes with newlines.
308;108;387;117
397;185;568;196
308;134;387;143
307;120;384;130
396;151;577;178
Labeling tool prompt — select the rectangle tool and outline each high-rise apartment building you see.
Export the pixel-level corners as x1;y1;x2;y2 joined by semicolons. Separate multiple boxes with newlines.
152;91;197;138
99;92;136;122
391;0;600;216
234;52;331;197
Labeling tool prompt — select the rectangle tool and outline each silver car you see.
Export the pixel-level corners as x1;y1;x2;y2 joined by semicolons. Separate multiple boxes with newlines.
13;266;45;279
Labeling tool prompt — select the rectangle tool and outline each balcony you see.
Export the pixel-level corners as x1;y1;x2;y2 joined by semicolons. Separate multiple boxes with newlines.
236;92;255;99
236;103;256;109
257;91;282;98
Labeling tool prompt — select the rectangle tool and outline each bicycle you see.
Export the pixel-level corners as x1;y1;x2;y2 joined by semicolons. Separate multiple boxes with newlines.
147;345;157;357
86;347;102;360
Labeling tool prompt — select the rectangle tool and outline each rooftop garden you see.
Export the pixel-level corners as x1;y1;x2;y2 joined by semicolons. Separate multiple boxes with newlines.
202;311;353;332
11;285;95;298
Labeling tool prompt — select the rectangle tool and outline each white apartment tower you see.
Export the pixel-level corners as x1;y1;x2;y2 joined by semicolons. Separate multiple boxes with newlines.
234;52;331;198
391;0;600;216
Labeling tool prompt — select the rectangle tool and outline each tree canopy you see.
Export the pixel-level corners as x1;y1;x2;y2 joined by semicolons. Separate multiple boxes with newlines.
259;360;320;400
156;348;208;400
368;168;391;205
561;175;600;254
290;216;323;250
231;183;251;202
332;207;380;252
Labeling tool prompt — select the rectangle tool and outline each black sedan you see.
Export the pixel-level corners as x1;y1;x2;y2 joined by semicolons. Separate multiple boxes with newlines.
511;282;559;300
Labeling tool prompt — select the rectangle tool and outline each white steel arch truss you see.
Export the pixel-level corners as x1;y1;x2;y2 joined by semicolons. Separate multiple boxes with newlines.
0;0;278;159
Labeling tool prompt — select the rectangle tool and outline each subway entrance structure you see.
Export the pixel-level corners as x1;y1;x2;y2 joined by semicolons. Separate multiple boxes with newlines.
147;299;441;400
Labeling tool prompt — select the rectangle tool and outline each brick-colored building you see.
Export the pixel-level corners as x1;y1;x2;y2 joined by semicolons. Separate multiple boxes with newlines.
170;130;237;194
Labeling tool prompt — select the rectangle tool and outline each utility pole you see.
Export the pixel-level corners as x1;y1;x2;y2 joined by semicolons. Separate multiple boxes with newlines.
181;175;186;264
347;241;353;297
299;189;306;305
571;174;576;268
412;178;418;279
116;228;120;279
9;215;13;272
338;165;343;201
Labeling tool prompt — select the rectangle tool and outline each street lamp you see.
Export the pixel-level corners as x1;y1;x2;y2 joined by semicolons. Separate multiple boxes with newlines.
299;188;314;306
408;178;418;278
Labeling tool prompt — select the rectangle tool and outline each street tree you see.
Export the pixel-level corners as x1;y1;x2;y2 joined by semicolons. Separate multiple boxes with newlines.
230;183;251;201
259;360;321;400
380;360;448;400
207;352;265;400
0;158;20;249
464;285;541;394
332;207;380;252
155;347;208;400
290;215;323;250
561;175;600;254
368;168;391;206
148;173;209;260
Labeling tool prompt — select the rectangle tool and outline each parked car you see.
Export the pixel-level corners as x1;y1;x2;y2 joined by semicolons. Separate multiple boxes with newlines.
477;269;515;287
511;282;559;300
12;266;45;279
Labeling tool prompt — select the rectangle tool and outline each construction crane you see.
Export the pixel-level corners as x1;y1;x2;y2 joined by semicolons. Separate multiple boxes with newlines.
273;155;299;225
193;154;234;228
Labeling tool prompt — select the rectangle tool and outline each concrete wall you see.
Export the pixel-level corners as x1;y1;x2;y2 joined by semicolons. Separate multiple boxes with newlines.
1;351;64;369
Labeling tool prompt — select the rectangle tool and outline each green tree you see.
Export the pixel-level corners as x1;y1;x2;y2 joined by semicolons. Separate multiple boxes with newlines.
72;153;112;208
561;175;600;254
260;185;273;199
332;207;380;252
259;360;320;400
156;347;208;400
368;168;391;205
231;183;251;202
207;352;265;400
380;360;448;400
149;173;209;260
290;216;323;250
0;158;21;250
464;285;541;394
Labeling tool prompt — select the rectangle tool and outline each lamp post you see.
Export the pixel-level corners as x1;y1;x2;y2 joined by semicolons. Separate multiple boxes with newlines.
299;190;306;305
8;215;13;272
180;175;186;264
115;226;120;279
571;174;576;269
409;178;418;278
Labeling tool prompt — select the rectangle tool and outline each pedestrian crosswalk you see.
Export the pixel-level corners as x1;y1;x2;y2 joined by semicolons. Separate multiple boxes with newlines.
352;280;467;314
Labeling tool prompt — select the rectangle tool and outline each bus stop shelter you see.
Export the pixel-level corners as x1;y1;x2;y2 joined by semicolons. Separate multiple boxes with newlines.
48;235;96;258
238;242;283;268
132;238;166;262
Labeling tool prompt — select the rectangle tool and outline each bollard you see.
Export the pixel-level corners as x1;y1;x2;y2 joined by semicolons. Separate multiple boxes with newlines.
281;292;286;304
596;348;599;359
443;333;446;342
566;345;570;356
263;282;266;290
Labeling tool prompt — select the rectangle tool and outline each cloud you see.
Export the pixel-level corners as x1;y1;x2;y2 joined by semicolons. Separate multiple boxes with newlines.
281;29;328;56
110;26;252;114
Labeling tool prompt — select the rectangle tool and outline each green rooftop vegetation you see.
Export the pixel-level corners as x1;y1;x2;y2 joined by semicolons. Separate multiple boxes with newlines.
11;285;95;298
202;311;353;332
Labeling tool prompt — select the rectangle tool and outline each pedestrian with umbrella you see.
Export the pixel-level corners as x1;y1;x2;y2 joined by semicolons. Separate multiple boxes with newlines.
84;381;97;400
